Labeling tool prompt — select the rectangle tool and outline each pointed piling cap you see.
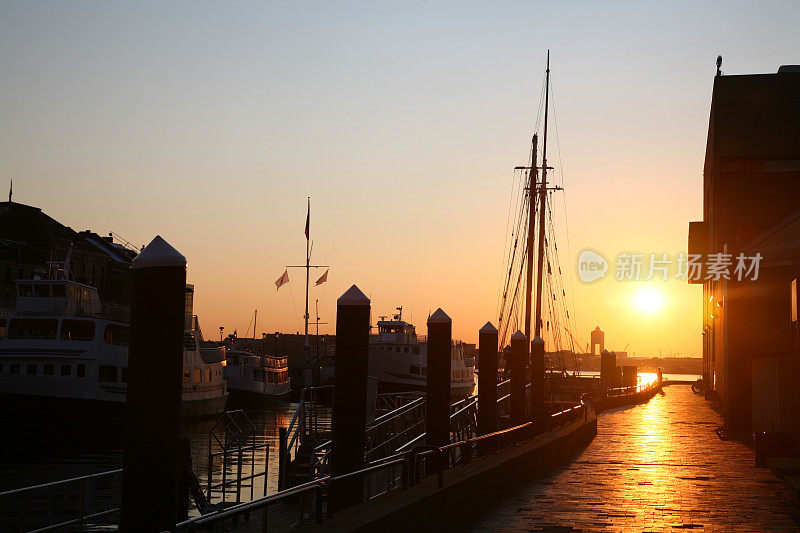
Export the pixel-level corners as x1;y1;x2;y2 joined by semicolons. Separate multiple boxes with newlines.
132;235;186;269
601;349;610;355
479;321;498;334
427;308;451;325
532;336;544;344
511;330;527;340
337;284;370;306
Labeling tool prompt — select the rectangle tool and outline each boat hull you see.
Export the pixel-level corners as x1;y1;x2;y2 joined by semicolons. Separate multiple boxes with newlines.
226;387;290;408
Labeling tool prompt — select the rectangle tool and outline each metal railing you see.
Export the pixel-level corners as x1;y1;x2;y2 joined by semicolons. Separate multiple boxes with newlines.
0;469;122;533
174;397;591;532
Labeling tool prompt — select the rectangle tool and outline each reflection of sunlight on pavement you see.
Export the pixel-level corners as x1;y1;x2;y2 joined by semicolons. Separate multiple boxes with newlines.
468;385;800;531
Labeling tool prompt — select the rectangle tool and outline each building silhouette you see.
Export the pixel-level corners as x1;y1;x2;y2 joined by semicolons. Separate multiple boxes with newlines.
689;65;800;437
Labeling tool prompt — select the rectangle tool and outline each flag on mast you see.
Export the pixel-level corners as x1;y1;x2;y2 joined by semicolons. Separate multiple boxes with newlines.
304;199;310;239
275;270;289;290
315;269;328;286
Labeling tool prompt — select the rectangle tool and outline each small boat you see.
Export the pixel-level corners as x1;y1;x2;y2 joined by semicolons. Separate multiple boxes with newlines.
368;308;475;401
224;350;291;405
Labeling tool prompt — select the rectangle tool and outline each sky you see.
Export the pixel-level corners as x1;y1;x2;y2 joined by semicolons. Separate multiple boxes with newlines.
1;1;799;357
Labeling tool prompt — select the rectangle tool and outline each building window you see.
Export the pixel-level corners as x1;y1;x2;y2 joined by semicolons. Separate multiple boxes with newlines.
183;370;190;383
10;364;20;374
8;319;58;339
76;364;86;378
60;364;71;376
99;365;117;383
0;364;3;373
43;364;54;376
104;324;130;346
26;364;37;375
61;320;96;341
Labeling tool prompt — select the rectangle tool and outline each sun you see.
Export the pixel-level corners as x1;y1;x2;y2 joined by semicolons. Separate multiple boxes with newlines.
635;288;664;314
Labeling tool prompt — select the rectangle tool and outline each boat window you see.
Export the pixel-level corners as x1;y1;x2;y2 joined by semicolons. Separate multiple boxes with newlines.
61;320;96;341
121;367;128;383
404;347;409;354
99;365;117;382
193;369;201;383
27;364;37;375
33;284;50;297
61;364;71;376
0;319;6;338
412;346;420;355
8;319;58;339
421;367;427;376
0;364;3;373
183;370;190;383
68;285;77;300
104;324;130;346
44;364;54;376
410;365;420;375
18;284;33;298
52;284;66;298
203;369;211;383
184;332;196;351
255;369;266;382
10;364;20;374
76;364;85;378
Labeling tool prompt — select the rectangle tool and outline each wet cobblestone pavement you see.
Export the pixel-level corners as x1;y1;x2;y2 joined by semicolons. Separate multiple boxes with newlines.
468;385;800;532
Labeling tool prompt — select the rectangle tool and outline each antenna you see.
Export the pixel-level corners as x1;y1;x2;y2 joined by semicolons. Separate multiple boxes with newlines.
8;179;12;202
716;55;723;77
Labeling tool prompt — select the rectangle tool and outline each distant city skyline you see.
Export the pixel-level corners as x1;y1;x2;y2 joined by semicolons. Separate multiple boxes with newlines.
2;1;799;356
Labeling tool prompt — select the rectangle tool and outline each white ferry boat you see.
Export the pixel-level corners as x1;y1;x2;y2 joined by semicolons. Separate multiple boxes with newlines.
368;308;475;400
223;350;291;404
0;279;228;428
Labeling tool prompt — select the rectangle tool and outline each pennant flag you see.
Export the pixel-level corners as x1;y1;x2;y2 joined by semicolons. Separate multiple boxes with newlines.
315;268;329;286
275;270;289;290
304;200;310;240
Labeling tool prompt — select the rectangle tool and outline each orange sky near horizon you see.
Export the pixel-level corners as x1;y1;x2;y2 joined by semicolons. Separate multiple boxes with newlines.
2;2;798;357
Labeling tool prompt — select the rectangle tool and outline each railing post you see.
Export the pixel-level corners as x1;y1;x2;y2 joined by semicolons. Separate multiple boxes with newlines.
531;336;545;433
315;487;323;524
120;236;186;533
79;478;85;532
510;331;527;429
330;285;370;513
478;322;498;455
278;427;287;492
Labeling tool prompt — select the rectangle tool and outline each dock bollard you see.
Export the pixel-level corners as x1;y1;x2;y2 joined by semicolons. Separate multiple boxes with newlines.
478;322;498;454
509;330;527;429
330;285;370;513
120;236;186;533
531;336;545;433
426;309;452;448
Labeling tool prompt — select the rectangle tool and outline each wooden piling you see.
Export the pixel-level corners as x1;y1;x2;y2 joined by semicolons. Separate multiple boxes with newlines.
426;309;452;448
120;236;186;532
478;322;499;453
531;336;545;432
330;285;370;512
510;330;527;427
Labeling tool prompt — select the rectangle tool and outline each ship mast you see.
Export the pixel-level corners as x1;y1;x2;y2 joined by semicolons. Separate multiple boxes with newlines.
534;50;551;339
523;135;538;343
